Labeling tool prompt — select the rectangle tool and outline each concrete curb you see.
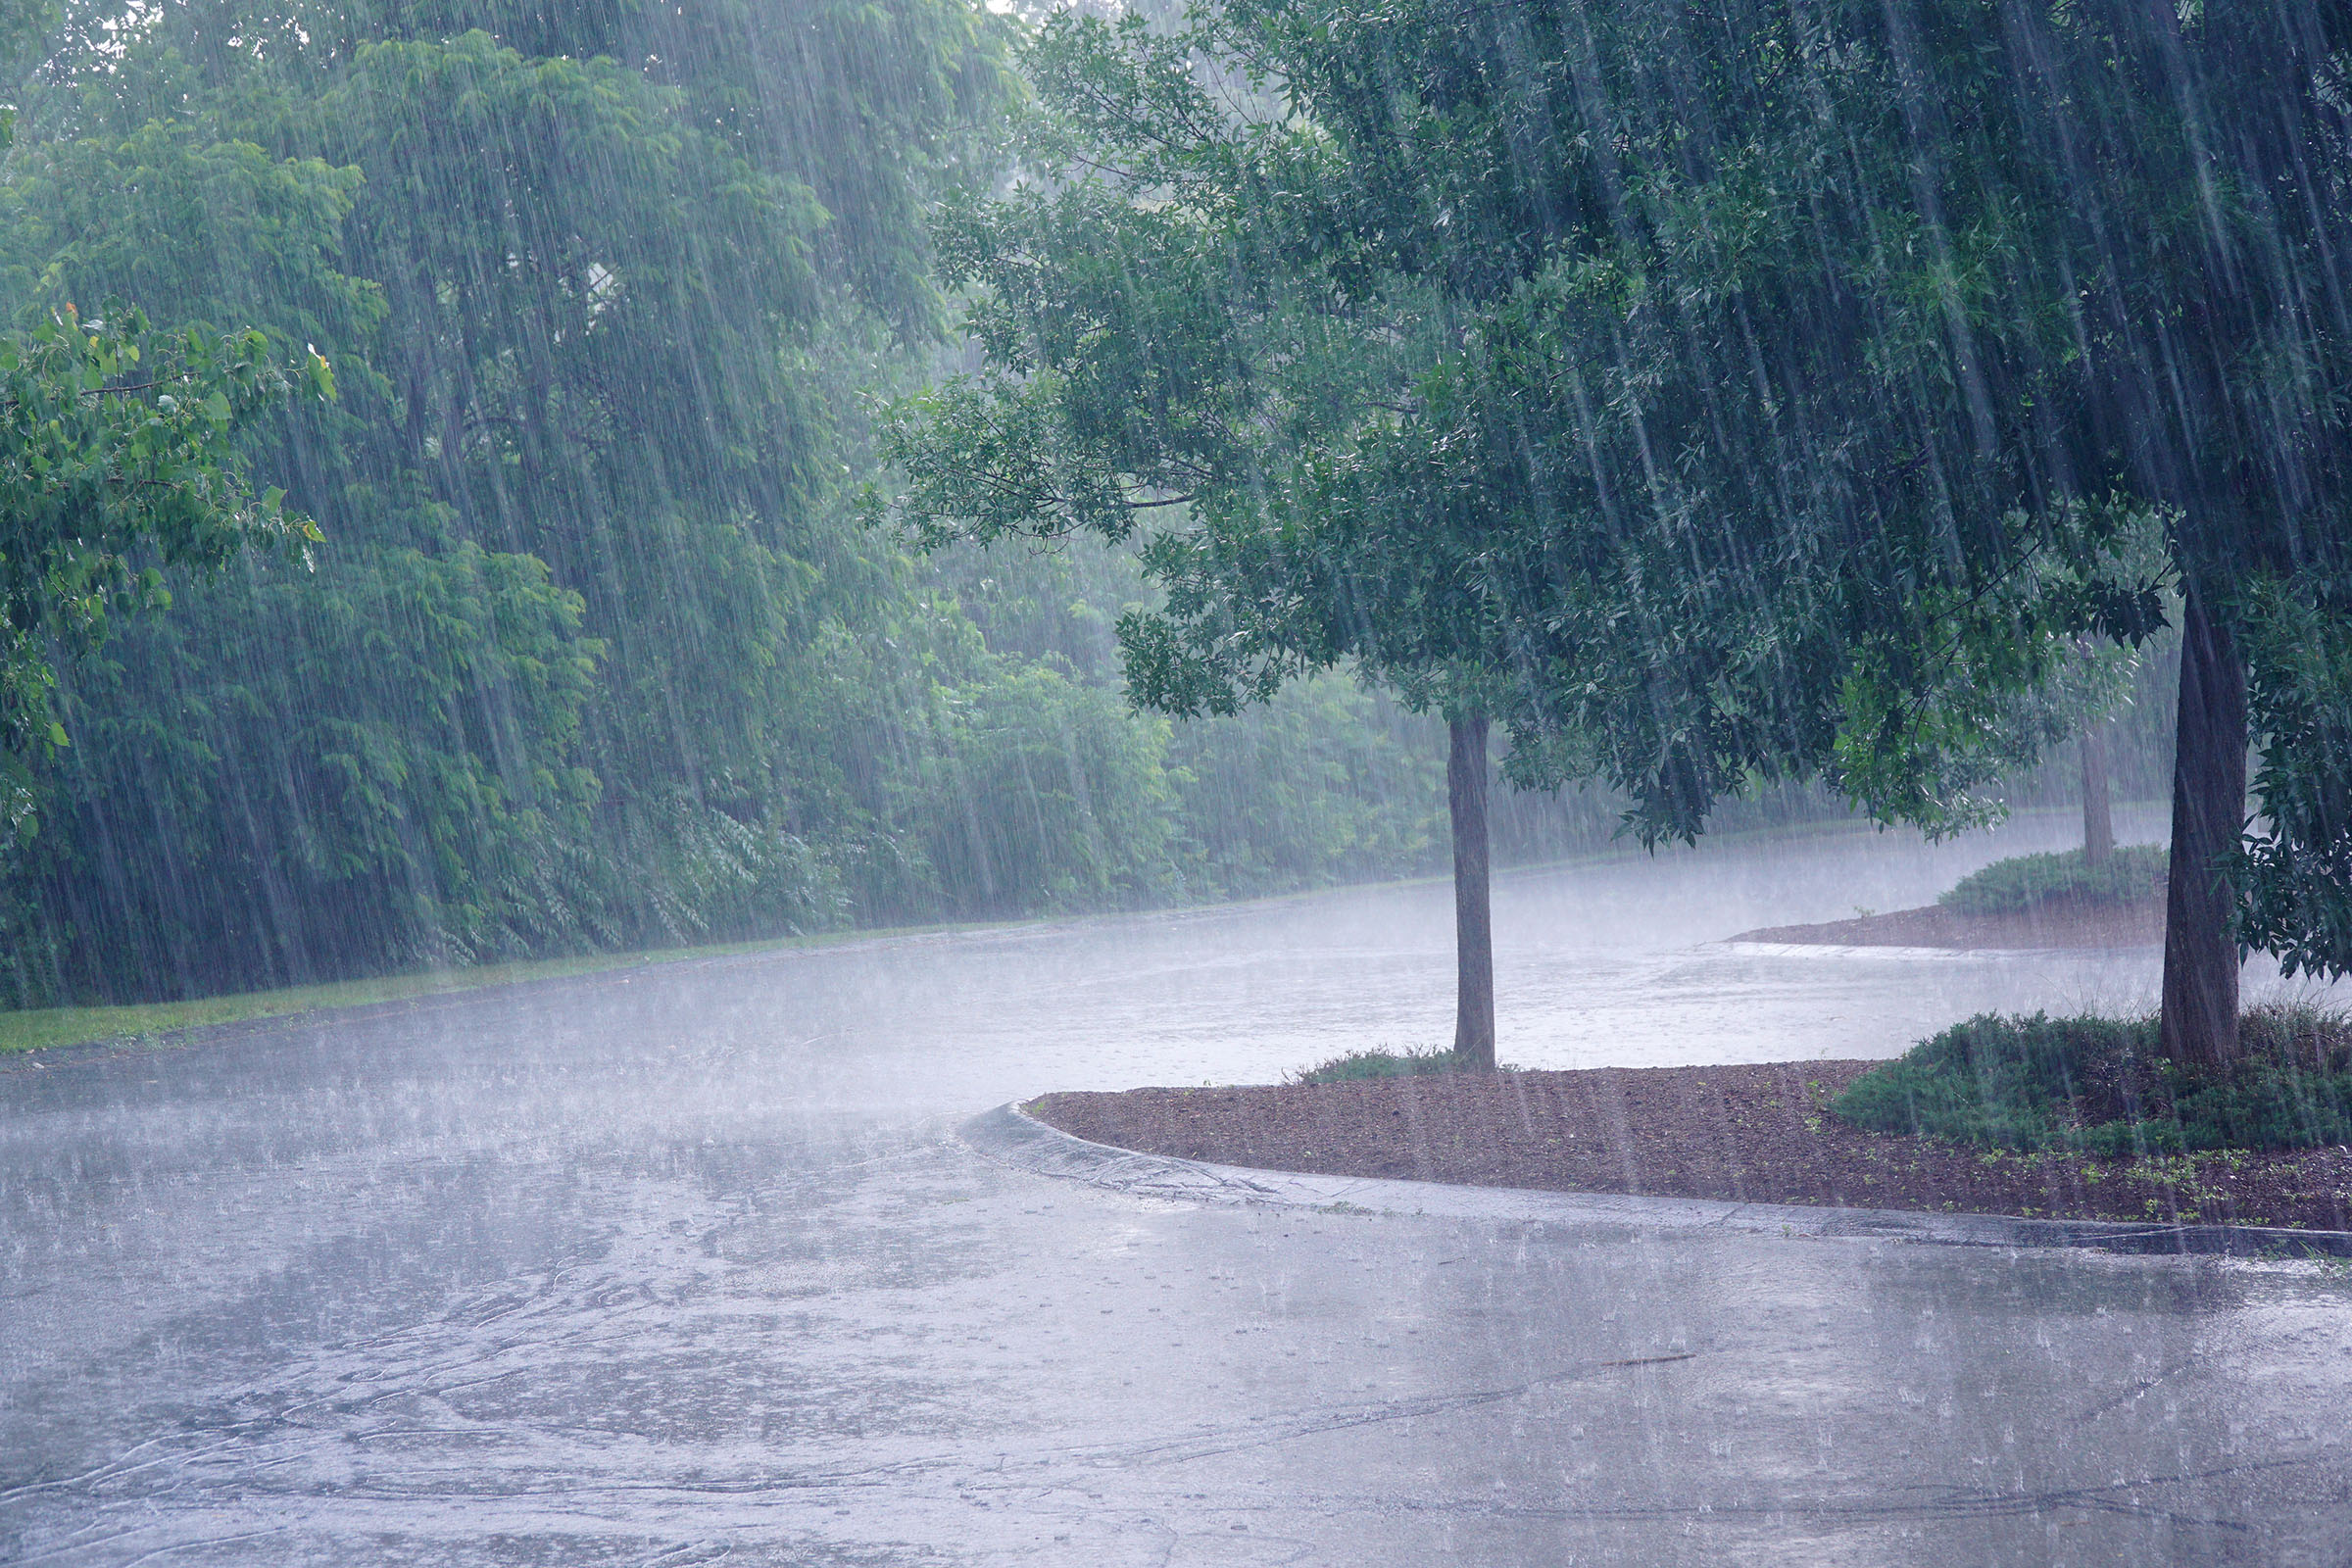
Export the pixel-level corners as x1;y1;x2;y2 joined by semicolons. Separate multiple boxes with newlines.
960;1101;2352;1259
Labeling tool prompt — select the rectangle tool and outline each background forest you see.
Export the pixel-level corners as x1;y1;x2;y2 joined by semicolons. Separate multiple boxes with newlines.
0;0;2175;1006
0;0;1441;1004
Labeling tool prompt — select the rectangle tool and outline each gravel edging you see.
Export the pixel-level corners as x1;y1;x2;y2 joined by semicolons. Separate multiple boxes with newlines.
961;1102;2352;1259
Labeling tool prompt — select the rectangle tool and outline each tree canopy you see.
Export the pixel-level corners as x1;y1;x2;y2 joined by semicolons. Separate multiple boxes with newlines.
885;0;2352;1062
885;2;2165;826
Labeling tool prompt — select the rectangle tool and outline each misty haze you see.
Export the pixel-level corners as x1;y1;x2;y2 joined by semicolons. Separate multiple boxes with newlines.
3;1;2350;1563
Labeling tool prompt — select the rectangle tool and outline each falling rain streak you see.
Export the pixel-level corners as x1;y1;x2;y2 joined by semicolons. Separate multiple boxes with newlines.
1;0;2349;1564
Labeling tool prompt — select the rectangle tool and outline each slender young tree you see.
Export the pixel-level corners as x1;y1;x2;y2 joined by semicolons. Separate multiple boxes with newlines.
1446;713;1494;1064
885;1;2133;1067
882;14;1534;1063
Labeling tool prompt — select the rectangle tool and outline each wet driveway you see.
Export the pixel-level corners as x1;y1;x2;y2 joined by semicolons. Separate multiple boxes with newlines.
5;810;2348;1565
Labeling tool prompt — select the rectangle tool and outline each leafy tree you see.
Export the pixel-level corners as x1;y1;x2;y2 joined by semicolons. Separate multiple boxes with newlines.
892;0;2352;1074
1166;675;1445;901
0;115;362;863
0;43;616;992
0;0;333;981
883;11;1542;1062
928;531;1451;900
1284;0;2351;1068
0;141;332;841
880;5;2151;1066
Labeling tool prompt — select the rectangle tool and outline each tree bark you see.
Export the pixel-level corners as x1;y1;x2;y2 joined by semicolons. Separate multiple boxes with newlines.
1447;714;1496;1070
2079;722;2115;866
2158;587;2248;1072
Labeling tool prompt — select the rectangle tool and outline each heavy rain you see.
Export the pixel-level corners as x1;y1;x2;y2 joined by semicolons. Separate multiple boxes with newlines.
2;0;2349;1562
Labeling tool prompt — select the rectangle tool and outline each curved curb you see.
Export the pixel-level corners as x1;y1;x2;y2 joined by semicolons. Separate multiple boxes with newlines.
960;1102;2352;1260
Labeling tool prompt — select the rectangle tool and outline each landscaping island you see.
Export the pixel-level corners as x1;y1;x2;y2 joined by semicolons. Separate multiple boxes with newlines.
1731;844;2169;951
1034;853;2351;1238
1731;899;2162;950
1031;1004;2352;1235
1033;1065;2352;1232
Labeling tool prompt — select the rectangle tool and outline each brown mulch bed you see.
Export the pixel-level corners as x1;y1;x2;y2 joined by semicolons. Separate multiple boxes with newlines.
1031;1061;2352;1234
1731;895;2165;950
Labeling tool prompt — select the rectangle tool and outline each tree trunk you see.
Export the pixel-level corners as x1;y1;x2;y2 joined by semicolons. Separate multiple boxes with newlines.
2157;587;2248;1072
2079;722;2115;866
1447;714;1496;1070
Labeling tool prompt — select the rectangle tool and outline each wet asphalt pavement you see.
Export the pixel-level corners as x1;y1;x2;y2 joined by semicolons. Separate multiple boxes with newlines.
4;810;2349;1565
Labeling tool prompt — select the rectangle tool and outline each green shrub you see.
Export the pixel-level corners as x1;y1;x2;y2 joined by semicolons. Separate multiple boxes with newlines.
1831;1004;2352;1153
1289;1046;1488;1084
1937;844;2169;915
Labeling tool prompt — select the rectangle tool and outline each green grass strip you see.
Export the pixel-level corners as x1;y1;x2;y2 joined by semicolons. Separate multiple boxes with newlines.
0;920;999;1056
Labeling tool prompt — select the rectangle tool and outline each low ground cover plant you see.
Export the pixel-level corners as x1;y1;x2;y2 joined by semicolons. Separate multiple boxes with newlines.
1937;845;2169;916
1832;1004;2352;1154
1289;1047;1490;1084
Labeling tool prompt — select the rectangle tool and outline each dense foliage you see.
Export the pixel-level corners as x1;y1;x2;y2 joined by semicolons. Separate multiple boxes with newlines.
0;303;329;841
2236;574;2352;979
1832;1007;2352;1155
